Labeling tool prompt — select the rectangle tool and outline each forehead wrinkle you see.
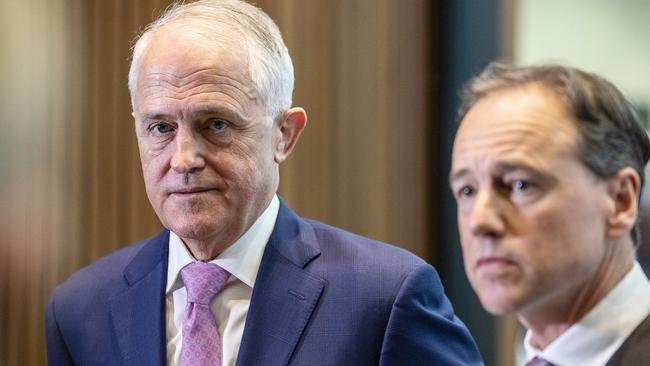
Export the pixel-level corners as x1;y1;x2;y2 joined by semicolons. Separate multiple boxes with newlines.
455;126;547;157
455;137;566;174
143;92;253;122
458;83;577;142
189;98;253;122
140;77;259;121
457;107;577;153
142;85;254;114
147;66;216;85
142;71;258;101
453;125;579;181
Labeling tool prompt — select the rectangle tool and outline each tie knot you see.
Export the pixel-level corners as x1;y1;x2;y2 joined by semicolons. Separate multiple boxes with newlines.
526;357;556;366
180;262;230;305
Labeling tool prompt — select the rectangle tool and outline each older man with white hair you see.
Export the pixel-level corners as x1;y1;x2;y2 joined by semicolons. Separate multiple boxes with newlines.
46;1;482;365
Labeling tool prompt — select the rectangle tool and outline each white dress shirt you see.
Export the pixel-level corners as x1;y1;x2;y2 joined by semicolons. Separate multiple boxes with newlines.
165;195;280;366
524;262;650;366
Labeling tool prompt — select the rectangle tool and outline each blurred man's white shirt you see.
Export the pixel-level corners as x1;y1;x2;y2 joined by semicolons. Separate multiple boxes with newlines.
524;262;650;366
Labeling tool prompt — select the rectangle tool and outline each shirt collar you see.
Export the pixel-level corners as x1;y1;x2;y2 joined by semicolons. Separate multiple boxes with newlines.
165;195;280;294
524;262;650;365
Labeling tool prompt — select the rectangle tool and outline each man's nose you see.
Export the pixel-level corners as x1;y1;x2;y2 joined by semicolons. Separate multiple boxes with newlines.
468;189;505;237
170;129;206;174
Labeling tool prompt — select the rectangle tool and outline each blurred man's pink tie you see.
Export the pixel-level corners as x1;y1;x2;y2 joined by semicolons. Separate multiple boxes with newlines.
526;357;556;366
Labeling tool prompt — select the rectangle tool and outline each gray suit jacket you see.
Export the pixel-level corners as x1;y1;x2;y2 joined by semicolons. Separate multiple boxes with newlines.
605;313;650;366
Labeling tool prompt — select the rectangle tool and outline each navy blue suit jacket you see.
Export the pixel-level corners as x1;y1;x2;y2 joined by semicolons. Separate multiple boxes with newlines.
46;201;483;365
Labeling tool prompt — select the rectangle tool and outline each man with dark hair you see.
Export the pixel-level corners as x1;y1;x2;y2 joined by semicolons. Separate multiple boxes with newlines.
450;63;650;366
45;0;483;365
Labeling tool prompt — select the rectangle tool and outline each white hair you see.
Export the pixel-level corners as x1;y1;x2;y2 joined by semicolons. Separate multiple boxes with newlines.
128;0;294;119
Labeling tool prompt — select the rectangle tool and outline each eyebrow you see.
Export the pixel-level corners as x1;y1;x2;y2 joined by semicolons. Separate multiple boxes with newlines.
448;169;469;186
449;162;547;185
194;106;242;119
492;162;538;175
141;112;171;122
140;106;246;123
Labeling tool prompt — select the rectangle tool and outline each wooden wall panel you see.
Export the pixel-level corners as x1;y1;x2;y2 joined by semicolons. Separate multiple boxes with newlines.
266;0;433;259
0;1;170;364
0;1;434;364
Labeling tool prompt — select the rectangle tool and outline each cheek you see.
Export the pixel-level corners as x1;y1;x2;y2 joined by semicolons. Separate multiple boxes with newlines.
535;195;605;248
533;207;566;239
520;206;572;263
457;215;475;251
227;136;275;173
139;150;172;201
457;227;478;274
142;154;166;180
523;202;605;278
204;149;263;196
460;244;476;282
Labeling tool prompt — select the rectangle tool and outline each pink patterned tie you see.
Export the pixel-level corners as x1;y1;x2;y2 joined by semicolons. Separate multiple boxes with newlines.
526;357;556;366
180;262;230;366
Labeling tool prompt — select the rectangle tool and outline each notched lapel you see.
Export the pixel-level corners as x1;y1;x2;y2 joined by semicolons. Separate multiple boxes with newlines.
237;202;325;366
237;248;325;366
109;231;169;365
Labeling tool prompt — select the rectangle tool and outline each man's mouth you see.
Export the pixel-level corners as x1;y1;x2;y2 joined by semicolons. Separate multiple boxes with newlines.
475;256;517;272
169;187;215;195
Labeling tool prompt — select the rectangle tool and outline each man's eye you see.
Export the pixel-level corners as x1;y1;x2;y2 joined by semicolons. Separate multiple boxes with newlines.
511;180;531;192
151;123;173;134
208;119;228;131
459;186;474;197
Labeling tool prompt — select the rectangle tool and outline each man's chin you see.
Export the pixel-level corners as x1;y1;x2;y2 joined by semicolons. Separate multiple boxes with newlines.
481;301;518;316
165;218;224;242
475;286;524;316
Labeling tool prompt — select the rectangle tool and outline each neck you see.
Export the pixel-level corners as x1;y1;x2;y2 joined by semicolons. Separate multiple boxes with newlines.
521;240;635;349
179;193;276;261
183;238;232;261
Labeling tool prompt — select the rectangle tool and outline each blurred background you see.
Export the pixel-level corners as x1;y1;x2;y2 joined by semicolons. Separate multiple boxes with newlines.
0;0;648;365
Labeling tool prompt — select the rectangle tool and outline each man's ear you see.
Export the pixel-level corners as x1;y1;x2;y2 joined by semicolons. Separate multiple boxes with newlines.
274;107;307;164
606;167;641;239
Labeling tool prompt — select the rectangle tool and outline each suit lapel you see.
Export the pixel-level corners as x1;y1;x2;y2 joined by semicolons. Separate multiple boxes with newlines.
237;201;325;366
110;230;169;365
